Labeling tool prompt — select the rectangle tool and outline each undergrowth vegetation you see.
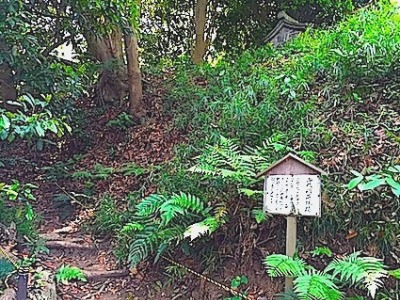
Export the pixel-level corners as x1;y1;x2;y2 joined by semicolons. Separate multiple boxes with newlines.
265;251;400;299
154;1;400;253
2;1;400;298
102;3;400;294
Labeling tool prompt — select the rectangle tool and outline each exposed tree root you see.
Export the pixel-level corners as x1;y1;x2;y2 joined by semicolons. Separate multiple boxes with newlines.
83;269;130;281
44;240;95;250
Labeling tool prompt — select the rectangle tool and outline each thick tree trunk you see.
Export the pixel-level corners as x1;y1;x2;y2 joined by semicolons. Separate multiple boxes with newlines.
192;0;208;64
85;30;128;105
0;39;17;111
124;30;145;120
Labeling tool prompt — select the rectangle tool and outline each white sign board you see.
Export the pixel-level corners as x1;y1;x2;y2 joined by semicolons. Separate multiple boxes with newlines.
263;175;321;217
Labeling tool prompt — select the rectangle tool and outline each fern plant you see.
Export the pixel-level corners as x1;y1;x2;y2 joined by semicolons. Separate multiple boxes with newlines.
265;252;395;299
189;135;315;223
189;135;264;188
122;192;227;267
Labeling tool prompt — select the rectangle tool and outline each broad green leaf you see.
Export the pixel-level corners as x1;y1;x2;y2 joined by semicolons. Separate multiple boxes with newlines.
0;130;8;140
35;123;45;137
350;170;363;177
25;203;34;221
48;122;58;134
238;188;262;196
358;178;386;191
389;268;400;279
348;176;364;190
240;275;248;285
230;276;242;288
386;176;400;196
2;115;10;129
252;209;268;224
6;190;18;201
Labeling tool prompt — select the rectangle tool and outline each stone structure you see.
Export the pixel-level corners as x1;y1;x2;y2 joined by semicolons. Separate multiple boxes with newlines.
264;11;308;46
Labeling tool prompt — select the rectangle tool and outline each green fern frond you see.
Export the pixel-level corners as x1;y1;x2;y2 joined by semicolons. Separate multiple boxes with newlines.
363;270;387;299
265;254;307;278
128;225;186;267
294;273;343;300
184;215;223;241
189;136;261;186
325;252;386;286
129;226;159;267
201;216;221;232
169;192;205;215
188;163;218;176
121;222;145;234
135;194;166;217
159;202;185;225
214;204;228;221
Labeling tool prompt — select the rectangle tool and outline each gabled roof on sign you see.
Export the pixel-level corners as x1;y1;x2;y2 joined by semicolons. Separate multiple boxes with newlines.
257;152;327;177
263;11;308;44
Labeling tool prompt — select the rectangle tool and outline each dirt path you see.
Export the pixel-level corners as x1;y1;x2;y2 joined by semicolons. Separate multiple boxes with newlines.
0;81;188;299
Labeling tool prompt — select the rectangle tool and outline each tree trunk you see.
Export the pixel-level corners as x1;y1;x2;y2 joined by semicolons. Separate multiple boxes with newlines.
124;30;145;120
85;30;128;105
0;38;17;111
192;0;208;64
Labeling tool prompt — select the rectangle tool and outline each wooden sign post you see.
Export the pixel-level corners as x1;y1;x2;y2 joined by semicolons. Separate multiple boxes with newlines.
257;153;326;292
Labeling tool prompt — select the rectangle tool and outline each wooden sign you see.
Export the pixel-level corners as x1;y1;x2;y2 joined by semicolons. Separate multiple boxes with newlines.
257;153;326;292
264;174;321;217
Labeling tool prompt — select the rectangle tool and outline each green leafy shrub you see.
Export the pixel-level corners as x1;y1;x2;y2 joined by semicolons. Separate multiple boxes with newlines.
0;94;71;143
0;181;37;237
308;246;333;258
56;265;87;284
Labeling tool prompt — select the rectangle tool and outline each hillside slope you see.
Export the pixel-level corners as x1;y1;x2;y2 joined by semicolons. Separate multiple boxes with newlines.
165;1;400;247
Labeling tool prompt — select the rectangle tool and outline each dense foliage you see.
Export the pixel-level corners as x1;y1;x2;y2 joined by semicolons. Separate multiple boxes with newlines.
147;0;400;260
1;0;400;298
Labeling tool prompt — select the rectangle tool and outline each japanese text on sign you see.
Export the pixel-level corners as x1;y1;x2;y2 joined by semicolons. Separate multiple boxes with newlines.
263;175;321;217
